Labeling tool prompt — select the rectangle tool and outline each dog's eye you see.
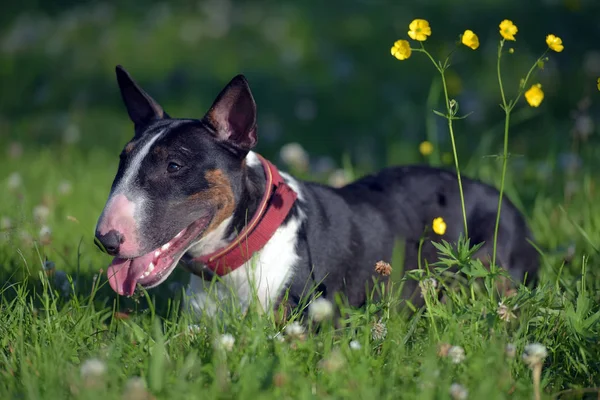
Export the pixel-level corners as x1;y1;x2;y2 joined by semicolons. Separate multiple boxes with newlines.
167;162;182;173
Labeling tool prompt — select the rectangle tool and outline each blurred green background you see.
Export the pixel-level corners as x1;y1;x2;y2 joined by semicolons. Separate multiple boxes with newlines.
1;0;600;300
2;0;599;162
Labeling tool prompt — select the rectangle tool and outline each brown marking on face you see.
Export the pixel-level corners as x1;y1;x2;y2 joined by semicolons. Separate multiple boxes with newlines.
125;142;136;154
187;169;235;236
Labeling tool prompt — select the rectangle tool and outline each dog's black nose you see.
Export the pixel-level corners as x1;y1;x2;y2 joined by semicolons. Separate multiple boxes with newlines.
95;230;123;256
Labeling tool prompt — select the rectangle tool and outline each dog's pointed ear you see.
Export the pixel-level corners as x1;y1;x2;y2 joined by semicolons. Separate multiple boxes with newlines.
115;65;167;127
203;75;257;152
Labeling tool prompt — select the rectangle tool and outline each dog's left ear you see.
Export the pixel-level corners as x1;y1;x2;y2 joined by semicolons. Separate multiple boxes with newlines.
203;75;257;153
116;65;168;129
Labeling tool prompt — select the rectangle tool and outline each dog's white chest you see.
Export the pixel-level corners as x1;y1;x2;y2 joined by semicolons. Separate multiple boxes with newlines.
185;209;302;317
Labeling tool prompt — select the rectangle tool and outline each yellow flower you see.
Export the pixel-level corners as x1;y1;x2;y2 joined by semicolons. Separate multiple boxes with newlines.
525;84;544;107
499;19;518;41
408;19;431;42
461;30;479;50
419;141;433;156
432;217;447;235
546;34;564;52
391;40;412;60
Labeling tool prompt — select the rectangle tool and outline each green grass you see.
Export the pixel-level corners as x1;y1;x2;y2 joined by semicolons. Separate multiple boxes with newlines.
1;143;600;400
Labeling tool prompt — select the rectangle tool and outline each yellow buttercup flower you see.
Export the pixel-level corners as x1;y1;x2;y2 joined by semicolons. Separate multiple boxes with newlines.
525;84;544;107
432;217;447;235
408;19;431;42
390;40;412;60
419;141;433;156
546;34;564;52
461;30;479;50
499;19;518;41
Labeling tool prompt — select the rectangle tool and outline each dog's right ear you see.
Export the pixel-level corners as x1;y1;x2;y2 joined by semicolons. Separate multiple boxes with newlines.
115;65;167;128
203;75;257;154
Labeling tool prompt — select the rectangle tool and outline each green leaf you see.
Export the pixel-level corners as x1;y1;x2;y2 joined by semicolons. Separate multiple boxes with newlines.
432;109;448;118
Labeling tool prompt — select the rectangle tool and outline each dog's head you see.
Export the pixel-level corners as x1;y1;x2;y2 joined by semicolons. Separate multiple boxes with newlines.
95;66;258;296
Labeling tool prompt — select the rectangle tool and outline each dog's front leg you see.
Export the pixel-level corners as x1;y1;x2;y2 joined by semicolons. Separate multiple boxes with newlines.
185;274;231;319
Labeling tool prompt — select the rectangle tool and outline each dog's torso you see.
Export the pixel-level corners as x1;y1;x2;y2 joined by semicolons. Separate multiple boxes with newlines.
183;151;538;316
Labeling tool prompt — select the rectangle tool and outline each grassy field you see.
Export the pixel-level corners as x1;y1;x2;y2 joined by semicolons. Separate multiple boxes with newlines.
1;130;600;399
2;2;600;399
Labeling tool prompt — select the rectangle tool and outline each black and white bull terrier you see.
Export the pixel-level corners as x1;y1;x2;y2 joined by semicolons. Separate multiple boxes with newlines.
95;66;539;316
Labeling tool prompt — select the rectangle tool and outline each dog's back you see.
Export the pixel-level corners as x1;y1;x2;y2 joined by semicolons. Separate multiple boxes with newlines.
294;165;538;306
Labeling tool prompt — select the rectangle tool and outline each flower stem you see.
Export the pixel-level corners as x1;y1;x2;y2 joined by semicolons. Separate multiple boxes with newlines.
492;40;509;270
440;69;469;237
491;110;510;269
492;44;548;271
417;44;469;237
532;363;542;400
422;279;439;340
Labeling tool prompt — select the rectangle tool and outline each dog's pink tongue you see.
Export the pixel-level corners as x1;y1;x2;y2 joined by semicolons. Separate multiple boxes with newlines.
107;253;153;296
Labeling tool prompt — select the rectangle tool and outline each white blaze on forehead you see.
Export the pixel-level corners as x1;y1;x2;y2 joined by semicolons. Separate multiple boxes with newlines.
115;129;165;192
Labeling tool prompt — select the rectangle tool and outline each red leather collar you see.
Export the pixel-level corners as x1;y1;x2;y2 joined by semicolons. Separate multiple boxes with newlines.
191;154;298;277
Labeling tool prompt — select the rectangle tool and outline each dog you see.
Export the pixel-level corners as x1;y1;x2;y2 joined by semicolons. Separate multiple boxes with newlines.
95;66;539;317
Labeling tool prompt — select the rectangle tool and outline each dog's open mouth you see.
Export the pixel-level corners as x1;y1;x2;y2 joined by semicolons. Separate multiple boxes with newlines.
107;215;211;296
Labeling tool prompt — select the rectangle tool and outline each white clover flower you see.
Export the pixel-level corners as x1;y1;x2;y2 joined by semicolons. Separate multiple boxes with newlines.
285;321;305;339
218;333;235;352
7;172;22;190
187;324;203;335
39;225;52;242
448;346;466;364
371;319;387;341
349;340;362;351
419;277;438;298
497;301;517;322
522;343;548;367
268;332;286;343
308;298;334;322
450;383;468;400
33;204;50;223
279;142;309;171
80;358;107;379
